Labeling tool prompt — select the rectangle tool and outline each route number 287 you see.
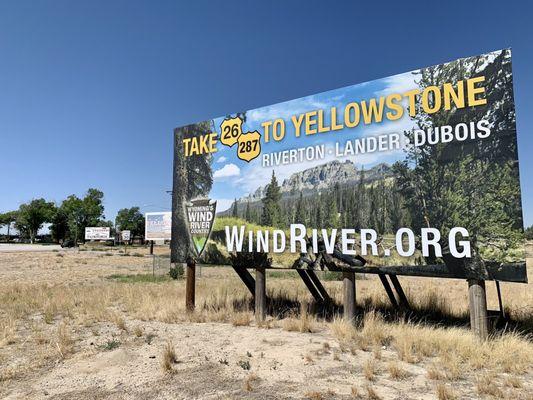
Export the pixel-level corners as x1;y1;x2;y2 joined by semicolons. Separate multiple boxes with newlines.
237;131;261;162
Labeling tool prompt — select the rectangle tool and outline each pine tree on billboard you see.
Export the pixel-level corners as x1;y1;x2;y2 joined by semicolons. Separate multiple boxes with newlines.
261;171;282;227
393;49;522;262
172;121;214;262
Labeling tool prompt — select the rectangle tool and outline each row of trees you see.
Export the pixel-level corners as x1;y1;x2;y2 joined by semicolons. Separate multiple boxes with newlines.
0;189;145;244
231;169;410;234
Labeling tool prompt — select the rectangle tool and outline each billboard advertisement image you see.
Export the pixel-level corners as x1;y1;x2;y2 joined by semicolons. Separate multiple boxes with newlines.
145;212;172;241
84;227;111;240
172;49;526;282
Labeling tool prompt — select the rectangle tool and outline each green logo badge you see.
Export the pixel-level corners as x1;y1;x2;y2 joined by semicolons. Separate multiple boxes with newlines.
186;198;216;257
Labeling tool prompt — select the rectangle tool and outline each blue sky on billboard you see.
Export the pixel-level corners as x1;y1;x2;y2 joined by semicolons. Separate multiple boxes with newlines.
0;1;532;229
210;70;417;211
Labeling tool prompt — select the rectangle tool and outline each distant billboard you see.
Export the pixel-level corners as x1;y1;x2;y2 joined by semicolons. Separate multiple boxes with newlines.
85;227;111;240
121;230;131;241
145;212;172;241
172;49;526;282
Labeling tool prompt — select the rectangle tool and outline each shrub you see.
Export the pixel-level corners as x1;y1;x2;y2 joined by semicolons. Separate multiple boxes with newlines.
169;264;184;280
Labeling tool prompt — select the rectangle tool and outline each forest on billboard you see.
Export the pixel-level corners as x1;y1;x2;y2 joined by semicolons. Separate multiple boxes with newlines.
172;49;527;282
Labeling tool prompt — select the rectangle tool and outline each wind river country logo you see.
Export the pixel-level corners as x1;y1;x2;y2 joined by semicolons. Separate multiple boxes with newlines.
186;198;217;257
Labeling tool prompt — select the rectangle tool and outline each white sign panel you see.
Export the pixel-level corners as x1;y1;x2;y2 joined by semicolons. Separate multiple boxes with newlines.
85;227;111;240
121;230;131;241
145;212;172;240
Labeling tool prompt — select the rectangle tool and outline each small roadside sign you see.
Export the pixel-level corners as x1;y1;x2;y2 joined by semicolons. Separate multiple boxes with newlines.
121;230;131;241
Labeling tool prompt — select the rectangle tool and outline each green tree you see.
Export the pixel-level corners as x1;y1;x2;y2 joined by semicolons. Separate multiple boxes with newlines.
15;199;56;243
52;188;106;244
115;207;145;238
325;194;339;228
82;188;105;227
231;198;238;218
525;225;533;241
59;195;85;244
394;49;522;262
261;171;282;227
294;193;306;224
245;201;252;222
50;207;69;243
0;211;18;240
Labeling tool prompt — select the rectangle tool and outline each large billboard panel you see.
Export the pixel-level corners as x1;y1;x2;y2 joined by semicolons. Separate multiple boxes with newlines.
145;212;172;241
172;49;526;282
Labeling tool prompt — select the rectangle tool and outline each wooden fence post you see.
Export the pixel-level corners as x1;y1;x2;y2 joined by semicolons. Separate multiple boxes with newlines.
468;279;488;339
255;267;266;322
343;271;356;323
185;258;196;312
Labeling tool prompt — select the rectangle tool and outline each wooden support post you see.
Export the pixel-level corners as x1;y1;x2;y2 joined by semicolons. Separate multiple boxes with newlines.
307;270;332;303
255;267;266;322
495;281;505;319
468;279;488;339
150;240;154;255
185;258;196;312
378;274;399;309
232;266;256;296
388;274;410;309
343;271;356;322
297;269;323;302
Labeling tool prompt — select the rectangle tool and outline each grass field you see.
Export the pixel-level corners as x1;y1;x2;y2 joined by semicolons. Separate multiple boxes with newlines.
0;244;531;399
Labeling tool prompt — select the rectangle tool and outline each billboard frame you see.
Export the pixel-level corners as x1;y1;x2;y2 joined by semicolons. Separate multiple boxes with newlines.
170;50;527;338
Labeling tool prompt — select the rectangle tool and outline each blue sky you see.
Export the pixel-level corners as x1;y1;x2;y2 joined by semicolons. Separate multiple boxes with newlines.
1;1;532;227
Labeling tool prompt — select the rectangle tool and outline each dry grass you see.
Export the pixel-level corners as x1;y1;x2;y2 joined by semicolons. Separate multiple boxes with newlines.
2;278;532;376
504;375;522;389
161;341;177;373
242;372;259;391
364;384;381;400
113;313;127;331
427;364;445;380
304;391;324;400
55;322;73;359
0;250;532;397
387;361;409;380
363;358;377;381
331;311;391;353
231;312;252;327
476;373;503;398
0;317;17;346
133;325;143;337
436;383;456;400
281;301;316;333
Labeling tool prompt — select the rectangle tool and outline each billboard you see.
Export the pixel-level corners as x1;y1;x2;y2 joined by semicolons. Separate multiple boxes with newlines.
172;49;526;282
145;212;172;241
85;227;111;240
